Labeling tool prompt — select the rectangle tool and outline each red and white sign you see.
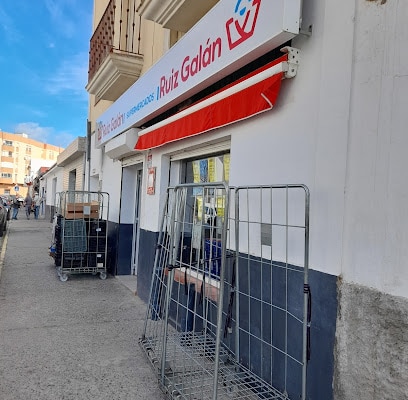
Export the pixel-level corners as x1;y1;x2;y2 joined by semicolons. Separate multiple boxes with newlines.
96;0;301;147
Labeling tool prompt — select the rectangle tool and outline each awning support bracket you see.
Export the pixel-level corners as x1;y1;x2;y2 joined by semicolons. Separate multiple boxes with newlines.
281;46;301;79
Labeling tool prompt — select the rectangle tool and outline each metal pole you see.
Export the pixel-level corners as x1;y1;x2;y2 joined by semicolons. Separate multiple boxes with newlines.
160;187;179;386
301;185;310;399
234;187;241;364
212;182;229;400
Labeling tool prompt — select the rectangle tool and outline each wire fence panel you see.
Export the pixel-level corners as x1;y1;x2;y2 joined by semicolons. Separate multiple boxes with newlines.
140;183;310;400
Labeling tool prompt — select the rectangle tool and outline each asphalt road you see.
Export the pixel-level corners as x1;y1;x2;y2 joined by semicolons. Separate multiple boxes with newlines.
0;217;165;400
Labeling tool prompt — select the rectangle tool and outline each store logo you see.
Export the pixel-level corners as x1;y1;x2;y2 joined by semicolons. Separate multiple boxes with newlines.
226;0;261;50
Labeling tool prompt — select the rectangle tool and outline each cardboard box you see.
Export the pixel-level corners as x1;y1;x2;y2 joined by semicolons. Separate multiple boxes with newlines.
62;202;99;219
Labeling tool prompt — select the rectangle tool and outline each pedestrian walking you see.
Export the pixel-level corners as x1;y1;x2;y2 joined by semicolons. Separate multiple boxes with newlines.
32;192;42;219
24;193;33;220
11;197;20;220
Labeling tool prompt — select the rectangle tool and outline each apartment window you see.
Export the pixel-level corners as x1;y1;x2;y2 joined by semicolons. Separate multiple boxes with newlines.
49;151;54;159
1;173;12;178
3;140;13;146
26;146;32;154
4;189;10;195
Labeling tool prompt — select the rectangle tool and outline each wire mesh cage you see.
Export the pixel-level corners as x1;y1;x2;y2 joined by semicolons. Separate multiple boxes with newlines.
53;191;110;282
140;183;310;400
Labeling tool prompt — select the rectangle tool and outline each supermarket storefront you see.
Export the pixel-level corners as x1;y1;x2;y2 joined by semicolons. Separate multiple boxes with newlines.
96;1;338;399
98;0;302;283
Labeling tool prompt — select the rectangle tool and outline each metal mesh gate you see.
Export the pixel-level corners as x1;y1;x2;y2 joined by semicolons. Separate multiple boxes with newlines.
140;183;310;399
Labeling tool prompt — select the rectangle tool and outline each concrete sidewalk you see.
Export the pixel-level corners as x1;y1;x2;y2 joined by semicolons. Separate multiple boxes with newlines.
0;217;165;400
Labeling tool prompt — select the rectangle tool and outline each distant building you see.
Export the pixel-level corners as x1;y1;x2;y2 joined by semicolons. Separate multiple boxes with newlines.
41;136;86;220
0;130;63;198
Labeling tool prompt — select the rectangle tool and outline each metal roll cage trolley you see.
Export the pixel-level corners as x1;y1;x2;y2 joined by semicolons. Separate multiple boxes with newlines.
51;191;110;282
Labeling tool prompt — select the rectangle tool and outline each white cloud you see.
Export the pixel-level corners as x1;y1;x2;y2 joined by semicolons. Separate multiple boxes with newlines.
13;122;76;148
45;52;88;101
44;0;76;38
14;122;52;142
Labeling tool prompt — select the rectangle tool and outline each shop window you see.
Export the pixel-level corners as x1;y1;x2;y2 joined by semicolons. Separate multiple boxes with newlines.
178;153;230;277
183;153;230;185
183;153;230;228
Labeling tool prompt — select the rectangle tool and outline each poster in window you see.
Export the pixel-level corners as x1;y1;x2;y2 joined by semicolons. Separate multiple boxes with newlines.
223;154;230;182
193;159;208;195
147;167;156;195
192;160;200;186
199;159;208;182
208;157;216;182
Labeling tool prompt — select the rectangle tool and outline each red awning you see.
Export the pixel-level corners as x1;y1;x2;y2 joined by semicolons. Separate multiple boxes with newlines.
135;54;288;151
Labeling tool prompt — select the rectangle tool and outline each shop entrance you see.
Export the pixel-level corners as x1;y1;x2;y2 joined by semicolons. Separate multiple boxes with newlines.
119;163;143;275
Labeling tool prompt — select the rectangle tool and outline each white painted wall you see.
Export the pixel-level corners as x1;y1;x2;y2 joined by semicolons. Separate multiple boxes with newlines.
342;0;408;298
89;133;102;180
99;155;122;223
42;166;63;206
139;152;170;232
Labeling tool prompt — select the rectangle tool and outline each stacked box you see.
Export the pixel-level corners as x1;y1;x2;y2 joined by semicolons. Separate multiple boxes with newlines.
87;219;107;252
87;253;106;268
61;202;99;219
62;220;88;252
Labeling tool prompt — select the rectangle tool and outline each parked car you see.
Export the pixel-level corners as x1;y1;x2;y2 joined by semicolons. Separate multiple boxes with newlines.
0;201;8;237
1;196;11;213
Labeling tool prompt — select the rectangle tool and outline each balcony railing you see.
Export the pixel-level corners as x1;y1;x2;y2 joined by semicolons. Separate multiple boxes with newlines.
88;0;142;82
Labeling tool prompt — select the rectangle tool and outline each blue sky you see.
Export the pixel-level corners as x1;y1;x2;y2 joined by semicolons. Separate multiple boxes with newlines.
0;1;93;148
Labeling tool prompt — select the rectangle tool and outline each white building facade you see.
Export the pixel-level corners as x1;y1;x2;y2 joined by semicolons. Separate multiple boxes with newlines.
85;1;408;399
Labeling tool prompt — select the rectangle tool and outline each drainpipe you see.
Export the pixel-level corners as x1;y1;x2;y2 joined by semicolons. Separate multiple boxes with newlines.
86;120;91;192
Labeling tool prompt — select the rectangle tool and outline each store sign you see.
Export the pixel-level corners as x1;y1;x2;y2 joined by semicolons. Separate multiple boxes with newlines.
96;0;301;147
